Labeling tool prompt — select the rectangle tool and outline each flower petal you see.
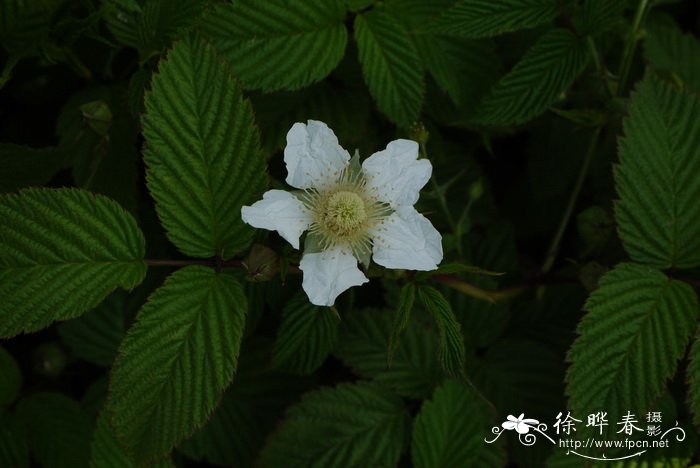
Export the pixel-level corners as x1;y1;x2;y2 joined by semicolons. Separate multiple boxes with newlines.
502;421;517;431
299;245;368;306
284;120;351;190
371;207;442;271
241;190;312;249
515;423;531;434
362;139;431;208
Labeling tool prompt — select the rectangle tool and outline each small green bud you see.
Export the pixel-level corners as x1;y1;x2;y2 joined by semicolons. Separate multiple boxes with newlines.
80;100;113;137
469;180;484;201
409;122;429;146
243;244;279;282
33;343;67;378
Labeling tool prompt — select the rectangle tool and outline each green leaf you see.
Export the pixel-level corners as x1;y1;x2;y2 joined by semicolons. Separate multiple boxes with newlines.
0;144;66;193
354;10;424;126
91;411;175;468
412;380;502;467
272;292;340;375
179;339;310;466
615;75;700;269
645;21;700;94
413;34;500;109
388;282;415;365
335;308;443;399
0;188;146;338
574;0;626;35
473;28;590;125
418;286;467;379
108;266;247;464
143;34;266;259
566;263;699;422
0;0;50;56
259;382;410;468
200;0;348;91
428;0;559;38
0;347;21;405
0;411;28;467
103;0;206;59
17;393;91;468
58;290;127;367
688;326;700;430
56;86;140;213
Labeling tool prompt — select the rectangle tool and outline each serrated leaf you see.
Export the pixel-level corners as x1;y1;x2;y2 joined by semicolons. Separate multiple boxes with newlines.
200;0;347;92
335;308;443;398
108;266;247;464
473;28;590;125
428;0;559;38
272;292;340;375
180;339;310;466
58;290;127;367
0;347;21;406
0;144;66;192
418;286;467;379
388;282;415;366
413;34;500;110
143;34;266;259
17;393;91;468
575;0;626;35
412;380;503;467
91;411;175;468
615;75;700;269
0;0;50;56
566;263;699;423
103;0;206;59
259;382;410;468
645;21;700;94
0;188;146;338
354;10;424;126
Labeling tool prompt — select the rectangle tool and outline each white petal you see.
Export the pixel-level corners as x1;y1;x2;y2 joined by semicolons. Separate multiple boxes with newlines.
241;190;312;249
299;245;368;307
371;206;442;271
362;139;432;208
284;120;351;190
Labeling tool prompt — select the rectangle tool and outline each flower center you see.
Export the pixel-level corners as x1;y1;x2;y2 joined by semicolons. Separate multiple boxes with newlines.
321;190;367;236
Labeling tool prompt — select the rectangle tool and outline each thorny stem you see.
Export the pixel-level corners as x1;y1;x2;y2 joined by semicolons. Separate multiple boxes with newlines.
616;0;652;96
541;126;602;274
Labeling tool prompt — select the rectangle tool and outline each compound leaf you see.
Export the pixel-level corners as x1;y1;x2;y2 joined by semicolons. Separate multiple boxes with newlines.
0;188;146;338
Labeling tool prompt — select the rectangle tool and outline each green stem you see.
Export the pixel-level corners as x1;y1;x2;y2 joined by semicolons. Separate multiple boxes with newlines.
541;127;602;274
616;0;652;96
420;142;461;256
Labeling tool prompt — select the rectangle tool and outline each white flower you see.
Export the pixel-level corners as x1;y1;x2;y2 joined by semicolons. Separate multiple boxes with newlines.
241;120;443;306
502;414;540;434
